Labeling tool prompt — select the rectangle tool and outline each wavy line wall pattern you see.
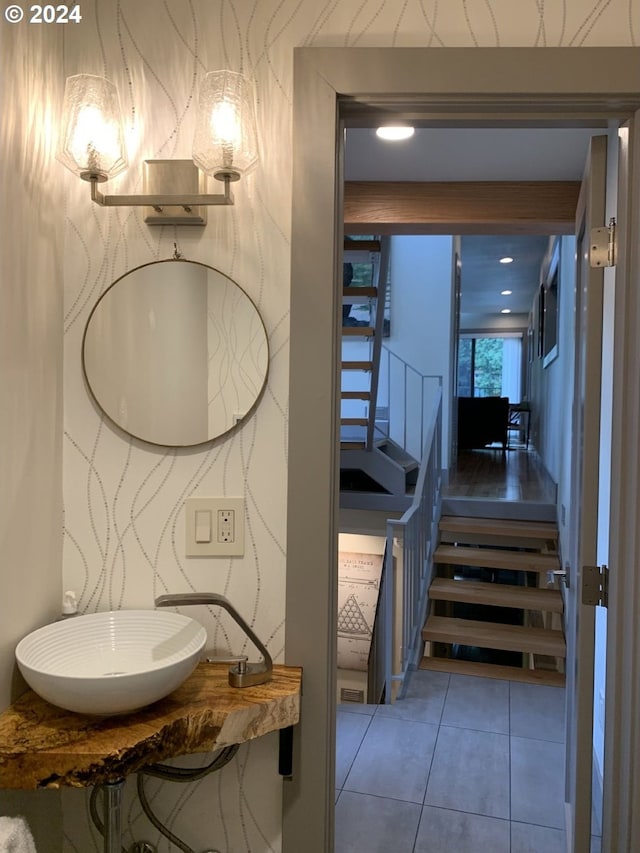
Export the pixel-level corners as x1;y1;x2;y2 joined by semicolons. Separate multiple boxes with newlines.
7;0;631;850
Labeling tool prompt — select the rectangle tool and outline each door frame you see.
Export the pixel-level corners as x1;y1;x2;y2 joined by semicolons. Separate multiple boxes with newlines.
565;134;607;851
284;47;640;853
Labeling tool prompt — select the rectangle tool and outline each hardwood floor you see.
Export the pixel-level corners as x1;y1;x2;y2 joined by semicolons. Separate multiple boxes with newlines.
444;447;556;504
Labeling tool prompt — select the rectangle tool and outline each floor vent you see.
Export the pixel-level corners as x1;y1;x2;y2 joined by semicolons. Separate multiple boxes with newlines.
340;688;365;704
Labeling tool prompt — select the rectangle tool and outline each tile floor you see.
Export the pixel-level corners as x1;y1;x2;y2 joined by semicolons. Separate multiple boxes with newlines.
335;670;601;852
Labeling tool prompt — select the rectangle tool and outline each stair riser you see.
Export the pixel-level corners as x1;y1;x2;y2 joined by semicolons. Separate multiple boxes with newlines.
441;498;557;523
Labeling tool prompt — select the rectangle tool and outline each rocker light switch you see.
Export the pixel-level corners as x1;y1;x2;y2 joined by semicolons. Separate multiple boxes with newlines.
195;509;212;543
185;497;245;556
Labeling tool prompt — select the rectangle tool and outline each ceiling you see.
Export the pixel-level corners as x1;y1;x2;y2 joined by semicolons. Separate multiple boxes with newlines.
344;127;600;327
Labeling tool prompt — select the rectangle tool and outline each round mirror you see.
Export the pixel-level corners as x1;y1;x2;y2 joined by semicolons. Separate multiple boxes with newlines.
82;259;268;446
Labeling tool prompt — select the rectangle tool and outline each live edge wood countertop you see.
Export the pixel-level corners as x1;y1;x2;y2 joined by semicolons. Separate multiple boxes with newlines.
0;663;302;790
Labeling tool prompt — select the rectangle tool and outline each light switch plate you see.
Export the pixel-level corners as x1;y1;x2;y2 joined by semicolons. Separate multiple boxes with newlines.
185;497;244;556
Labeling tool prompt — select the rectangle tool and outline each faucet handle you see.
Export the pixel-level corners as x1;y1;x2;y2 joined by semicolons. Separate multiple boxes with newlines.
205;654;248;671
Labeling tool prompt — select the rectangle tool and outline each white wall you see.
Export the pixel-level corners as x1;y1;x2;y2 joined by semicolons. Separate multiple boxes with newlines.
530;237;577;550
2;3;633;851
382;236;454;464
0;19;64;853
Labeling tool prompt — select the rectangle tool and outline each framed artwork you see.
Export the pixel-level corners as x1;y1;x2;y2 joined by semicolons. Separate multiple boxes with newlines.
542;240;560;368
537;284;545;359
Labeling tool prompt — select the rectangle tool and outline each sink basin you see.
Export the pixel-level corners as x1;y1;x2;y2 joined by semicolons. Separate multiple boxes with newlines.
15;610;207;715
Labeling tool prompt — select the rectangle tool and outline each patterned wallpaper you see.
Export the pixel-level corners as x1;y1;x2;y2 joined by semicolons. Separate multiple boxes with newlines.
56;1;635;850
0;16;65;851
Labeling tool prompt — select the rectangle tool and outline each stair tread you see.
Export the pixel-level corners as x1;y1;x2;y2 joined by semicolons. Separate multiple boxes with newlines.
341;361;373;371
439;515;558;541
340;441;366;450
344;238;381;253
341;391;371;400
419;657;565;687
422;615;566;657
343;286;377;299
434;544;560;573
430;577;564;612
342;326;375;337
341;417;368;426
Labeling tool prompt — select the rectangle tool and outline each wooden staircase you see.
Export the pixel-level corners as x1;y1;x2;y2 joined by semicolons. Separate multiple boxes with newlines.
340;236;419;507
420;514;565;686
340;237;388;452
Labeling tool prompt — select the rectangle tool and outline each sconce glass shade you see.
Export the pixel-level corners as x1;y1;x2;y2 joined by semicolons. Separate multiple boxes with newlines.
192;70;258;182
57;74;128;182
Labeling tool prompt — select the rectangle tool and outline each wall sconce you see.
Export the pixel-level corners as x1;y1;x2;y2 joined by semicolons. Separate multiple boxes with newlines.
57;70;258;225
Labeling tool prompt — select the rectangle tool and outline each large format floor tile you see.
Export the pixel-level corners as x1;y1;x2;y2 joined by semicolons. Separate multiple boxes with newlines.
424;725;510;819
510;735;565;828
344;715;438;803
335;791;421;853
336;709;373;789
510;681;566;742
414;805;510;853
376;669;450;725
335;673;577;852
440;674;510;734
337;702;379;716
511;821;566;852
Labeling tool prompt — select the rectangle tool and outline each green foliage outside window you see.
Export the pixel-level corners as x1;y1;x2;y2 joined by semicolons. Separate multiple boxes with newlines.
458;337;504;397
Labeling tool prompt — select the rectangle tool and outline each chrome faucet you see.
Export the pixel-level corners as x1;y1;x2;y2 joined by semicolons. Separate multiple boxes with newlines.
154;592;273;687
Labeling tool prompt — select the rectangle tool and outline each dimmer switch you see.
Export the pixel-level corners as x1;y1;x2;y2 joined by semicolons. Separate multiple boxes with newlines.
185;497;244;556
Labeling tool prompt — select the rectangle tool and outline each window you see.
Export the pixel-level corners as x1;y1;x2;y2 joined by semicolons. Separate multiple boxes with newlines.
457;334;523;402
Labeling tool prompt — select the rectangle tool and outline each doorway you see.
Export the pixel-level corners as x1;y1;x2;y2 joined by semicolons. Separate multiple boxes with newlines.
335;214;576;850
284;47;640;853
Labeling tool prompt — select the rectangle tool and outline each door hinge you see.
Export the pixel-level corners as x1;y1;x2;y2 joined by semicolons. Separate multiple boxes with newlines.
590;217;616;268
582;564;609;608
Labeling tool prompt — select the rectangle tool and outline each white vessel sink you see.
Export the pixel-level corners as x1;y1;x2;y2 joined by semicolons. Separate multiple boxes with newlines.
15;610;207;715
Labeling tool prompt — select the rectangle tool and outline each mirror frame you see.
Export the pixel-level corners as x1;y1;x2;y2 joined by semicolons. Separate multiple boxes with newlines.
82;258;269;447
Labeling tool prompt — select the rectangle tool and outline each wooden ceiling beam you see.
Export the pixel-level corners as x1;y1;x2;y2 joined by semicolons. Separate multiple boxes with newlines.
344;180;581;235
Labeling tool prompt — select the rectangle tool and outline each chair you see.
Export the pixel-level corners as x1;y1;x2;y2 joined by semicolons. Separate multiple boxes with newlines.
457;396;509;452
507;401;531;448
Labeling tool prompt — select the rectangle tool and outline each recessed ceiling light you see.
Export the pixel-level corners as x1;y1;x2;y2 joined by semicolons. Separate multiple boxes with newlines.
375;126;415;141
501;309;512;314
499;257;514;264
501;289;513;295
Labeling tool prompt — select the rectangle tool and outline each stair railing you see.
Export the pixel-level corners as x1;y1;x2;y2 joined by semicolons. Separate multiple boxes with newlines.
378;345;443;462
378;385;443;702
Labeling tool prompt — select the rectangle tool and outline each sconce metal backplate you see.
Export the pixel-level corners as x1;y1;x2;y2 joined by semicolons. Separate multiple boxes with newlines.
143;159;207;225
